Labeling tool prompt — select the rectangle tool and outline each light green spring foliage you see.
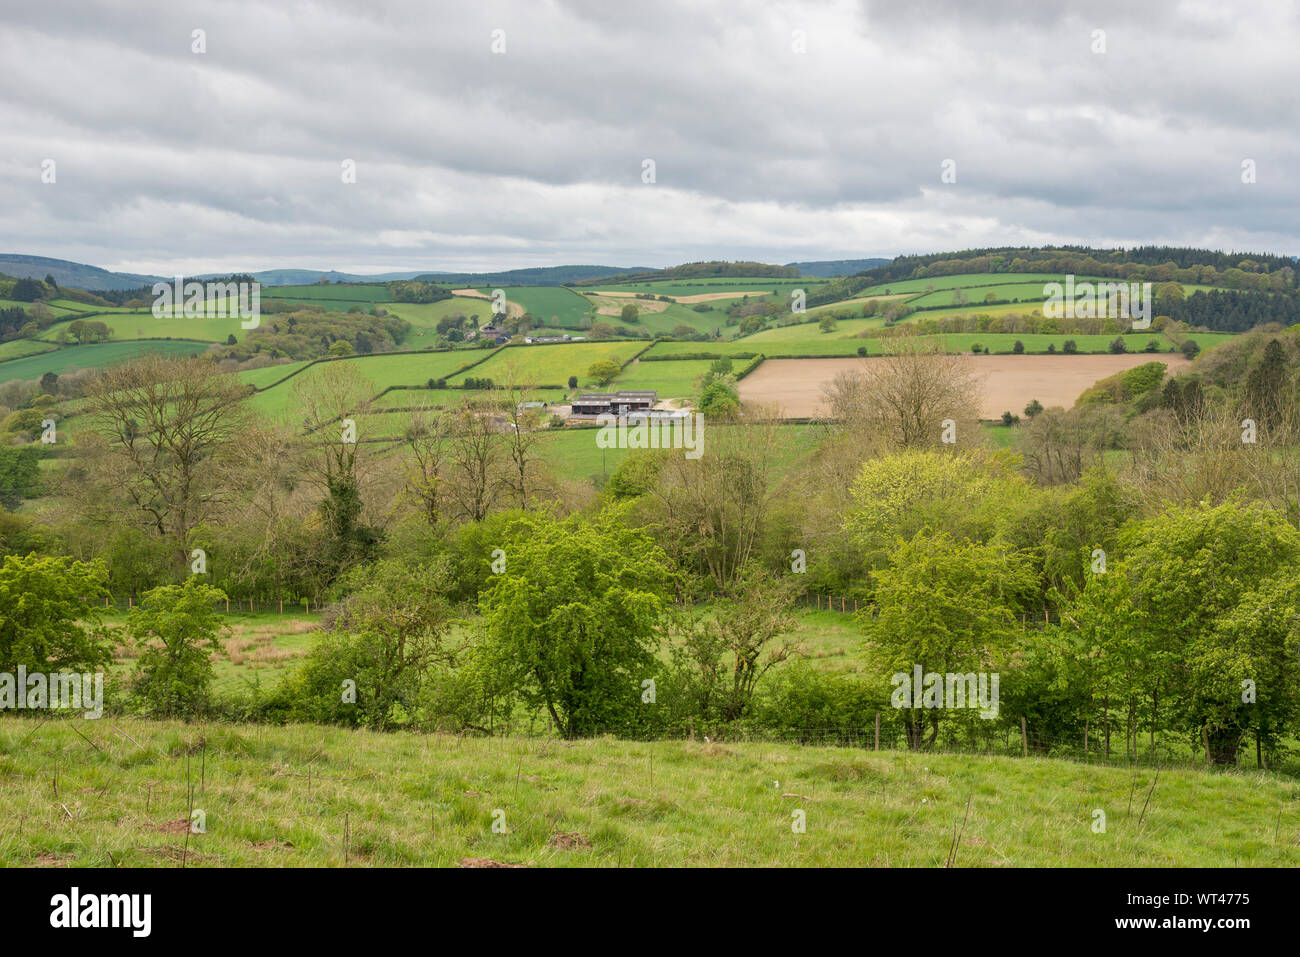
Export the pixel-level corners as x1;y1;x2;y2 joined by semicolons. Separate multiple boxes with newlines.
844;449;1027;569
864;529;1035;682
129;578;228;717
481;514;671;737
0;554;111;672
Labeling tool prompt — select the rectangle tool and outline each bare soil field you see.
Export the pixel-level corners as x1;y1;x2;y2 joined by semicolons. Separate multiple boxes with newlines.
739;353;1192;419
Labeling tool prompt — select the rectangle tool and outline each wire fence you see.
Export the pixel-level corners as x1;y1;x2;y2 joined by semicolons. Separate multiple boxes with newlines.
96;596;321;615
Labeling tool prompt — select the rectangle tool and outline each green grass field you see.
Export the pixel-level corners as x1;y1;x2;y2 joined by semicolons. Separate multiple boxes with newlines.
611;359;715;399
856;272;1116;297
477;286;591;328
727;328;1233;356
2;715;1295;867
583;298;732;338
0;339;57;361
248;351;485;419
585;278;827;296
41;313;242;344
44;300;142;314
262;284;391;302
237;360;314;390
0;298;83;317
382;299;495;347
0;340;212;382
448;341;647;387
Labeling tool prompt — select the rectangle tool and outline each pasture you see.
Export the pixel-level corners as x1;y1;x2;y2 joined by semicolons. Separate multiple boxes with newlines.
476;286;591;328
381;298;497;347
247;351;485;419
447;341;647;387
41;312;243;344
0;340;211;382
612;359;715;400
2;716;1295;867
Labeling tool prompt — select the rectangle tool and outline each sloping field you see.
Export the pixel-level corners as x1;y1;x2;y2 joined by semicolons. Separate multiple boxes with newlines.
2;717;1294;867
476;286;590;327
248;351;487;418
612;359;715;399
41;312;242;343
0;298;83;318
585;277;826;296
382;298;497;346
740;353;1193;420
237;360;314;390
0;340;211;382
261;284;391;302
448;341;646;386
0;339;58;361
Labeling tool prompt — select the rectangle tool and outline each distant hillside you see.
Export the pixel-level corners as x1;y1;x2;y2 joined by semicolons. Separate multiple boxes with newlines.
857;246;1299;286
415;265;636;286
199;269;432;286
572;261;799;286
785;258;889;277
0;254;162;292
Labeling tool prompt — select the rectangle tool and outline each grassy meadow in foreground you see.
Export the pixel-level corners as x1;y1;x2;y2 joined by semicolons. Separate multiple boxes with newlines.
2;717;1296;867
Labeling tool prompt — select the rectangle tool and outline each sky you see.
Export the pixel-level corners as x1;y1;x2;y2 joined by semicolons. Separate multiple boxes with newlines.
1;0;1298;276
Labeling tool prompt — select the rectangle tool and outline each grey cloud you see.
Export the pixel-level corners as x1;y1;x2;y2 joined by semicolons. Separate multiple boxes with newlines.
0;0;1296;273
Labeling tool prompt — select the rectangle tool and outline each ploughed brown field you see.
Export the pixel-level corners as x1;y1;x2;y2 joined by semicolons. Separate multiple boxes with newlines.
738;354;1193;420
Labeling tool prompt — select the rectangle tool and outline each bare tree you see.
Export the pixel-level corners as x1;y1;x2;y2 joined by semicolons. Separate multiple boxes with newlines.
823;336;984;452
495;372;552;508
85;354;249;567
648;403;783;594
402;400;453;528
1019;404;1123;485
445;396;507;523
292;361;378;571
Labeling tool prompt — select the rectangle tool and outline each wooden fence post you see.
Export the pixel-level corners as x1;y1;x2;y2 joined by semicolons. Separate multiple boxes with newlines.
874;712;880;751
1202;724;1211;765
1021;716;1028;757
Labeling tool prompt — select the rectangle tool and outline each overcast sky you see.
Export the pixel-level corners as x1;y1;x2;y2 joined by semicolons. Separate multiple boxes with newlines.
2;0;1298;275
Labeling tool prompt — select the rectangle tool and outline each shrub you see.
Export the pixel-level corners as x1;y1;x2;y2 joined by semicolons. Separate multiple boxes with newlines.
129;579;228;718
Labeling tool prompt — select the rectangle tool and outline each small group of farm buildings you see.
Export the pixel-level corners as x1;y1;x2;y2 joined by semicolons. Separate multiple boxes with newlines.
570;390;659;417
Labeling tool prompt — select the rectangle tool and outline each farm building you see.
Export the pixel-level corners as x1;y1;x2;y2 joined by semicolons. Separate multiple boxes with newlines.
523;333;585;344
569;390;658;418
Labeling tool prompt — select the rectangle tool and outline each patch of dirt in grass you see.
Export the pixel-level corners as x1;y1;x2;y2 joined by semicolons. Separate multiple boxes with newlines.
548;831;592;851
149;818;190;834
31;851;74;867
138;845;206;863
458;857;527;868
250;839;294;851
